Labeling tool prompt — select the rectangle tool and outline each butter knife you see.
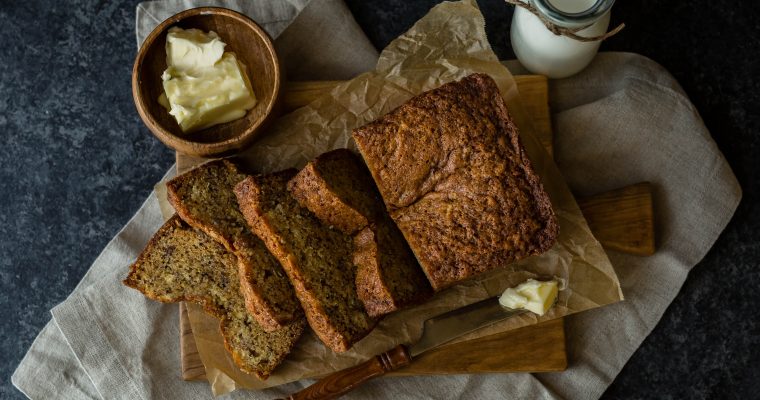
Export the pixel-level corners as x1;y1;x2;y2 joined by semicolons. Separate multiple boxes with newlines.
279;297;526;400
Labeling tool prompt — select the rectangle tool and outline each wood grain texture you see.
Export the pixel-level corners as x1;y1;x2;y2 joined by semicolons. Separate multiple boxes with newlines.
578;182;656;256
511;75;553;158
391;318;565;375
283;320;565;399
179;302;207;381
133;7;281;157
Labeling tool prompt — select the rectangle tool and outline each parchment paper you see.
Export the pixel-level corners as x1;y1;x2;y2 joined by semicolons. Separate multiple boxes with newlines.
175;0;623;394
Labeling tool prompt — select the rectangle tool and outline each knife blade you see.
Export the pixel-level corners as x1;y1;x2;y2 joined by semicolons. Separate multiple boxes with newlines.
409;296;526;357
281;297;526;400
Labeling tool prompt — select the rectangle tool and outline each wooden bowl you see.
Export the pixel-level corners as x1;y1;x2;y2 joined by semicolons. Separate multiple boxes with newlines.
132;7;281;157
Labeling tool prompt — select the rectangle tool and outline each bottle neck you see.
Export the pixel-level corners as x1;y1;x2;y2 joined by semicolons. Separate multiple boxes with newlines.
530;0;615;29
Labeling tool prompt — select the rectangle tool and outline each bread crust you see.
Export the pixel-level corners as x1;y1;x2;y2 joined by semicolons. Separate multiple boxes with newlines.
235;171;376;352
288;149;379;234
353;73;559;290
353;219;432;317
166;160;241;251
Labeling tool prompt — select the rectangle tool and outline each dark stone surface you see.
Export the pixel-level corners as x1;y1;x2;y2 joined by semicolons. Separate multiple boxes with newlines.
0;1;168;398
1;0;757;399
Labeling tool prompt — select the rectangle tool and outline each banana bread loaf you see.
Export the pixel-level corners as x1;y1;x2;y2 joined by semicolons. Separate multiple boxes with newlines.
123;216;305;380
352;73;558;291
166;160;301;331
234;170;376;352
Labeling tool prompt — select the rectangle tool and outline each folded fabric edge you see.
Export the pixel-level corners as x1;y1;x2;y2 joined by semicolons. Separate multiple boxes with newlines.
135;0;311;49
51;288;167;400
11;319;102;400
534;265;689;400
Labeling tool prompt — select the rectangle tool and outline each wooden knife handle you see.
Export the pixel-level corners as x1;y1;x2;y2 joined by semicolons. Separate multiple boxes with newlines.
279;345;411;400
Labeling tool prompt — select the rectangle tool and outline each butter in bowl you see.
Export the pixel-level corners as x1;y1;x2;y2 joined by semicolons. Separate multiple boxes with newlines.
132;7;281;157
158;27;257;134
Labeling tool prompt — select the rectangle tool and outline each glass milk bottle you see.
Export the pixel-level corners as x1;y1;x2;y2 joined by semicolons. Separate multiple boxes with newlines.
511;0;616;78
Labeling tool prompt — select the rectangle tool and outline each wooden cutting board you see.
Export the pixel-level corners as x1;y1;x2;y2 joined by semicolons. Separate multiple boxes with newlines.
174;75;655;381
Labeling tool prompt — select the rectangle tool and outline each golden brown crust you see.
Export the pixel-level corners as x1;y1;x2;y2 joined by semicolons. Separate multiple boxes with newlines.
236;238;281;331
235;171;376;352
123;216;305;379
353;216;433;317
353;73;558;291
353;226;395;316
165;160;302;331
287;149;380;234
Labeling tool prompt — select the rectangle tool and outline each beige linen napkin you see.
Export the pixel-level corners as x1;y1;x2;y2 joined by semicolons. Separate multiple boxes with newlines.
12;0;740;399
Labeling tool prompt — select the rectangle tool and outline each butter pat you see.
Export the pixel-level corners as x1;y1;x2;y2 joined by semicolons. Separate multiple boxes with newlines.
160;27;256;133
166;27;225;71
498;279;558;316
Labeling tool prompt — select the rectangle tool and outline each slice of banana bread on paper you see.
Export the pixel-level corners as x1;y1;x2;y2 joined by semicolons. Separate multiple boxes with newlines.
235;170;376;352
166;160;301;331
353;73;559;291
353;214;433;317
289;149;432;317
287;149;382;234
123;216;305;380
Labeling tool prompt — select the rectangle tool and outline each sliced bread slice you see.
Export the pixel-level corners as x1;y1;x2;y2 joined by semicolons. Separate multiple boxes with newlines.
235;170;376;352
289;149;432;317
166;160;301;331
123;216;305;380
287;149;381;234
353;213;432;317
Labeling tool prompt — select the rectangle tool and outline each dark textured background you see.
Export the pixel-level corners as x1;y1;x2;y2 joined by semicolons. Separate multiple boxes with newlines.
1;0;757;398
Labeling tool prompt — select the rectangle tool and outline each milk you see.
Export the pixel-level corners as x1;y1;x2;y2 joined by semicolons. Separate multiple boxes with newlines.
511;0;611;78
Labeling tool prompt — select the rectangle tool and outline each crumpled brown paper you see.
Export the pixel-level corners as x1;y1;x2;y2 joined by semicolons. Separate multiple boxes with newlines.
176;0;622;395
